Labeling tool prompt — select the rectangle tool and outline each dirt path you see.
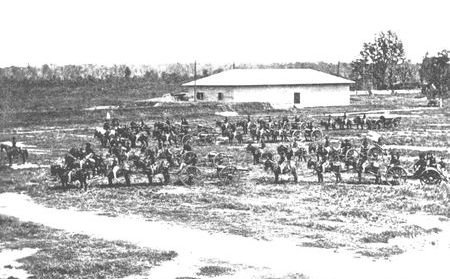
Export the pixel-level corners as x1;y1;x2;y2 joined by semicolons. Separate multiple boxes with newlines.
1;193;449;279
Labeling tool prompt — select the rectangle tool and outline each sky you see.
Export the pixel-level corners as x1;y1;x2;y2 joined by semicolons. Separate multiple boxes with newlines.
0;0;449;67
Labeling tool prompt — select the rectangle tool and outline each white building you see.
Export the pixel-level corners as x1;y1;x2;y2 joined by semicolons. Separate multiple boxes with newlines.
181;68;354;108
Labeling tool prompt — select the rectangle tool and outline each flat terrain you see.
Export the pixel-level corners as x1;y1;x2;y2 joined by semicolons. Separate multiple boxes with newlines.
1;92;450;278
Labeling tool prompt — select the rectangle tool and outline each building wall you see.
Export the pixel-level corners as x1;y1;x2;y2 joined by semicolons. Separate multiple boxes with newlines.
186;87;234;102
184;84;351;107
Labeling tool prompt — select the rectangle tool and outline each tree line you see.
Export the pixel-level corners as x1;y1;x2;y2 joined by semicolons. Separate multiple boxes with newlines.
1;30;448;102
350;30;449;102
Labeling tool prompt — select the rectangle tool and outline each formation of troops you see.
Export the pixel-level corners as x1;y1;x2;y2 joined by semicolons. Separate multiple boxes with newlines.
2;111;443;189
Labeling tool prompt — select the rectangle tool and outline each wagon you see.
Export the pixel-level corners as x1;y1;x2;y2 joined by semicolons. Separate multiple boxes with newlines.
216;164;251;185
385;165;448;186
303;128;323;142
345;143;386;162
176;150;251;186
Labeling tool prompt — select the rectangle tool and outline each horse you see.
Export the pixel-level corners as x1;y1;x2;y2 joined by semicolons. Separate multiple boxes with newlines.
130;155;170;185
116;127;137;148
356;158;382;184
320;120;332;131
366;119;380;130
0;145;28;166
50;165;89;190
246;144;262;165
379;116;401;129
248;123;259;142
353;116;367;130
105;161;132;187
81;154;106;178
264;158;298;183
135;131;149;148
307;158;343;183
294;147;308;162
236;120;249;134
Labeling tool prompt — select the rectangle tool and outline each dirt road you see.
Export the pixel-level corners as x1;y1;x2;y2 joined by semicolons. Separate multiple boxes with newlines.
1;192;449;279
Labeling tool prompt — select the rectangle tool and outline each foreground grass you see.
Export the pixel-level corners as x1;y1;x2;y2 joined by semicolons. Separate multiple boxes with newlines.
0;215;177;279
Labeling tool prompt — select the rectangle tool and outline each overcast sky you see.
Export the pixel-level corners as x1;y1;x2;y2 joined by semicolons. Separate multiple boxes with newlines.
0;0;449;67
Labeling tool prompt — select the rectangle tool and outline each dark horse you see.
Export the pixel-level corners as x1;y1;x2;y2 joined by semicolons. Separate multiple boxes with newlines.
246;144;262;165
130;156;170;185
0;144;28;166
307;158;343;183
264;158;298;183
353;116;367;130
105;162;132;187
50;165;89;190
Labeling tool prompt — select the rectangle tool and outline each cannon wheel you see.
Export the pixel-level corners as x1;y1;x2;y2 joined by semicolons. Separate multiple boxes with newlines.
178;165;203;186
385;166;408;186
218;166;241;185
345;148;360;163
213;152;231;167
420;169;442;185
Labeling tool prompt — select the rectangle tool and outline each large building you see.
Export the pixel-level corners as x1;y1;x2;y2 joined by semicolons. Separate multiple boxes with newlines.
181;68;354;108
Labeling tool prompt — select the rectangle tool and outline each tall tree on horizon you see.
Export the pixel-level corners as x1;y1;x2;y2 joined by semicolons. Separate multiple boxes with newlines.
419;50;450;107
351;30;407;92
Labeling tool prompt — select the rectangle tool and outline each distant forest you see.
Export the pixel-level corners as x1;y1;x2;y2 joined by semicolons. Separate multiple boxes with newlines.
0;61;421;91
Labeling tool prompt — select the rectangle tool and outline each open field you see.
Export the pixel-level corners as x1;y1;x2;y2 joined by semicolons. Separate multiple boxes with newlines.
0;214;176;279
1;92;450;278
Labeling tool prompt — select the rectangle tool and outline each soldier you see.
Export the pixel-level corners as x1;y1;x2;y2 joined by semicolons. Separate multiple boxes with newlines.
438;157;447;173
316;160;324;183
316;144;328;162
413;153;427;178
370;153;382;184
80;143;96;170
65;148;80;170
389;151;401;166
324;136;331;153
181;117;188;126
11;137;17;148
427;152;437;168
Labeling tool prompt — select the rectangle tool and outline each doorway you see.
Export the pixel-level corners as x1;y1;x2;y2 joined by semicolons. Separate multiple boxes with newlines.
294;92;300;104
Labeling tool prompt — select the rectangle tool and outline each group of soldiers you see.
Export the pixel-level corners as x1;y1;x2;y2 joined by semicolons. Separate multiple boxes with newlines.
54;113;449;186
272;134;448;184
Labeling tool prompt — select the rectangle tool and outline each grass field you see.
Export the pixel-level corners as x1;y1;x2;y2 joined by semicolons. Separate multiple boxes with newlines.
0;215;176;279
1;92;450;278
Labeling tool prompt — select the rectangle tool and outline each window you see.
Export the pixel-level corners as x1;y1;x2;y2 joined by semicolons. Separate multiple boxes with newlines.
294;92;300;104
218;92;224;101
196;92;204;100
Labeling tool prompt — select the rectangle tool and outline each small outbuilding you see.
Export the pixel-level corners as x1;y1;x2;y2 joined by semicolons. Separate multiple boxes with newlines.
181;68;354;108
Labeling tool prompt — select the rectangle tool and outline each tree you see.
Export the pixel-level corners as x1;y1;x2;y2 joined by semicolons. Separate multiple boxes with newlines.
352;30;406;92
419;50;450;106
144;69;159;81
350;58;374;93
124;66;131;79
